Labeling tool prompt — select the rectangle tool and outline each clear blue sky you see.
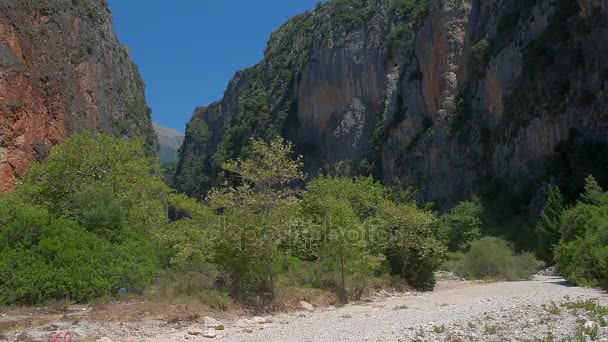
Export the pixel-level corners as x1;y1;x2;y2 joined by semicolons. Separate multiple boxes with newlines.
107;0;321;133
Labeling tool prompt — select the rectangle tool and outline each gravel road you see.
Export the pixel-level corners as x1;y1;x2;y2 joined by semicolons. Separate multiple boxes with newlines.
221;276;607;342
4;276;607;342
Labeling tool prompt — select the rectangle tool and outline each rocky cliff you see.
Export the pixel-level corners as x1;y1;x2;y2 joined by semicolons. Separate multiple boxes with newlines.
0;0;157;192
176;0;608;209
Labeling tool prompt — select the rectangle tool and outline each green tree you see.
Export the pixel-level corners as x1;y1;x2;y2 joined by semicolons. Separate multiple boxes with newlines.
555;185;608;288
301;178;384;302
581;175;603;205
380;201;443;290
70;182;127;242
535;185;565;264
437;199;483;252
207;137;304;300
18;132;169;233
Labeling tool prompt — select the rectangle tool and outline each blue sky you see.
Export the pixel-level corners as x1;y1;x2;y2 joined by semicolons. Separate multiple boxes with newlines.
107;0;321;133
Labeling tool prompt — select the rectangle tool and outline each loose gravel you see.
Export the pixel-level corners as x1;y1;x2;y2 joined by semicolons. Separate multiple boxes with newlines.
3;276;606;341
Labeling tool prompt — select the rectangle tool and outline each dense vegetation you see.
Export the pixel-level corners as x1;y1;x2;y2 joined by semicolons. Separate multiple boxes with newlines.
0;133;164;304
0;133;550;307
3;130;607;308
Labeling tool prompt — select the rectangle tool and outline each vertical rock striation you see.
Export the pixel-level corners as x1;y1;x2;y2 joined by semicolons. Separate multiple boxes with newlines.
177;0;608;208
0;0;157;192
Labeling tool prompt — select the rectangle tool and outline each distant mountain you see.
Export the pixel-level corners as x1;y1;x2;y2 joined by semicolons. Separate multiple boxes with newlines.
154;123;184;163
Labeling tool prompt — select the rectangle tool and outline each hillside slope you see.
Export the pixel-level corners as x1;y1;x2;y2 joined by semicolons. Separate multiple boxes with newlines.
154;123;184;163
0;0;157;192
176;0;608;209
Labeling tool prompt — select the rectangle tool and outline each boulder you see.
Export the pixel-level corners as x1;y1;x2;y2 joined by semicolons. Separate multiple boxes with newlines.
186;326;202;336
202;329;217;338
300;300;315;312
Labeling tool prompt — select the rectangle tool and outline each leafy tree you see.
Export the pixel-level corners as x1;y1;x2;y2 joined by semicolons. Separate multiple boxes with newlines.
18;132;169;233
160;161;178;187
437;199;483;252
555;186;608;288
380;201;443;290
535;185;564;264
70;182;127;242
207;137;305;299
302;176;385;221
581;175;603;205
301;178;384;302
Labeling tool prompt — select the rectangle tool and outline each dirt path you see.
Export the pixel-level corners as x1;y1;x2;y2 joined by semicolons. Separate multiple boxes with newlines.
1;276;606;341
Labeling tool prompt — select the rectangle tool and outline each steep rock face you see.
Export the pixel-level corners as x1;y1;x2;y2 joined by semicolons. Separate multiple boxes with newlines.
176;0;426;197
0;0;157;192
177;0;608;208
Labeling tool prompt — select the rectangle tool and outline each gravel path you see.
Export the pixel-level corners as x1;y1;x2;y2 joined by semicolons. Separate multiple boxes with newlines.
220;276;607;342
4;276;607;341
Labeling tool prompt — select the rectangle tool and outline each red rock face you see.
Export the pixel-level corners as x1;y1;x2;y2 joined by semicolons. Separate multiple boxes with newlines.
0;1;157;192
0;20;65;192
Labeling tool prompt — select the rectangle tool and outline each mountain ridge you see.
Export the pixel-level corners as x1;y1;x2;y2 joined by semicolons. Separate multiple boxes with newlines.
154;122;184;163
175;0;608;214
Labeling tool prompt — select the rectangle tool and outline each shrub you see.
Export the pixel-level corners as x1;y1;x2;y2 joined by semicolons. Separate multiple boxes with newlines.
437;199;483;252
380;201;444;290
0;195;157;305
442;237;542;281
554;190;608;288
471;39;490;65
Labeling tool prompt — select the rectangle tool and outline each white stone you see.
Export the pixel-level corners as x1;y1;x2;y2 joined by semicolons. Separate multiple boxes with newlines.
202;329;217;338
252;316;271;324
186;326;202;335
300;300;314;312
583;321;597;329
203;316;222;329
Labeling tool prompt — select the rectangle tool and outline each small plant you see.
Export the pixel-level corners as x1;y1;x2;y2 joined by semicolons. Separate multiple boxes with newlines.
484;325;498;334
433;324;445;333
583;324;599;340
4;100;21;112
534;332;555;342
467;321;477;329
471;39;490;65
544;301;561;315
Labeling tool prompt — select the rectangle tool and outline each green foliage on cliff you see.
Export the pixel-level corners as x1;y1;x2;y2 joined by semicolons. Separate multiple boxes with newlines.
392;0;428;23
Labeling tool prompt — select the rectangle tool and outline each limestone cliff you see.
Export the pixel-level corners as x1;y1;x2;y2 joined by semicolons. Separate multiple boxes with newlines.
0;0;157;192
176;0;608;209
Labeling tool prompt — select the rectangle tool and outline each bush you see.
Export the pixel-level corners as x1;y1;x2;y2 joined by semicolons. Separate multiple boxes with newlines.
0;196;157;305
554;187;608;288
437;199;483;252
442;237;542;281
471;39;490;65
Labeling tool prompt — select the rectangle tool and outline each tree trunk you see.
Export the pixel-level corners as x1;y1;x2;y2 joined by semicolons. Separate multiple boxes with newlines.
402;250;407;281
339;253;347;303
265;249;276;301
